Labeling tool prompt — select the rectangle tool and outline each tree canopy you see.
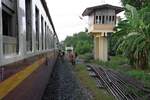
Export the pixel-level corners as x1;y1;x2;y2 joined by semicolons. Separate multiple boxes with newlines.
121;0;150;10
64;32;93;55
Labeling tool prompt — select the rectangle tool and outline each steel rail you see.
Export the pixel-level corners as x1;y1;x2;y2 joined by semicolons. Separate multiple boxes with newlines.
87;64;138;100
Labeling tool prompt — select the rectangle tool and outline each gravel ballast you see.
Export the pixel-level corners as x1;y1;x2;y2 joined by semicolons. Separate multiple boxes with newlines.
42;59;87;100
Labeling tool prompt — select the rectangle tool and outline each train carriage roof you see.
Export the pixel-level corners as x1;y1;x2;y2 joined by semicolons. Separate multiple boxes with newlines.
41;0;59;41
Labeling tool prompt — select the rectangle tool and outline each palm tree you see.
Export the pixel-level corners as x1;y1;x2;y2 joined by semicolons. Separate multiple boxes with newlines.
114;4;150;69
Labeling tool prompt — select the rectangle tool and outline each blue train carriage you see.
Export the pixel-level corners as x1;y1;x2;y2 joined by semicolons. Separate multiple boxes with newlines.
0;0;59;100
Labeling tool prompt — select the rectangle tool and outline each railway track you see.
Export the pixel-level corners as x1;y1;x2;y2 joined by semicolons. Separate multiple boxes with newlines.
86;64;150;100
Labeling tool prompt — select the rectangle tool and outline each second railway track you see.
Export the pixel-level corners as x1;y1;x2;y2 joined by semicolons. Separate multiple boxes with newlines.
86;64;150;100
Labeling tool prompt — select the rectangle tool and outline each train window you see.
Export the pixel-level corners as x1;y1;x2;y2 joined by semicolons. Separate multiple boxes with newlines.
2;4;18;55
50;32;52;49
45;22;47;49
52;34;54;48
26;0;32;51
47;28;49;49
51;35;53;48
50;30;52;49
48;27;50;49
47;26;49;49
51;34;53;48
35;6;39;50
41;16;44;50
2;10;12;36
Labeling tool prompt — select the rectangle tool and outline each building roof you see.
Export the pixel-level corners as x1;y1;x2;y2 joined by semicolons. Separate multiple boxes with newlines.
82;4;124;16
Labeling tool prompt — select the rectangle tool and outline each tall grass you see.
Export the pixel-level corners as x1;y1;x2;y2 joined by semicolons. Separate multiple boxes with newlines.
91;56;128;70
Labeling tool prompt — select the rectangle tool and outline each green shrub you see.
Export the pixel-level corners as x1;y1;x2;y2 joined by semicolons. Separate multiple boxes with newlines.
109;56;128;65
127;70;145;80
92;56;128;70
79;53;93;62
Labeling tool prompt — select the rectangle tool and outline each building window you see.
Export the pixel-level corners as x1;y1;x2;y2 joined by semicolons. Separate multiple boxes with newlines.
95;16;99;24
94;15;116;24
112;16;115;21
26;0;32;51
2;4;18;55
35;6;39;50
102;16;105;24
106;16;108;24
109;16;111;22
41;16;44;50
99;16;101;24
112;16;115;24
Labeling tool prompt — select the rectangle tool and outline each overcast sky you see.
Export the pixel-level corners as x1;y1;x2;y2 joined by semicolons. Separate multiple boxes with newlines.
46;0;123;41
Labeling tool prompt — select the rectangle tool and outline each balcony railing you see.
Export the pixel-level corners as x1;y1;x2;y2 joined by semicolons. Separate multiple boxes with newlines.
88;24;115;33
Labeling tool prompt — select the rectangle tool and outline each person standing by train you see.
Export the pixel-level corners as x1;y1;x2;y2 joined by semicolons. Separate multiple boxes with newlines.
69;52;75;65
